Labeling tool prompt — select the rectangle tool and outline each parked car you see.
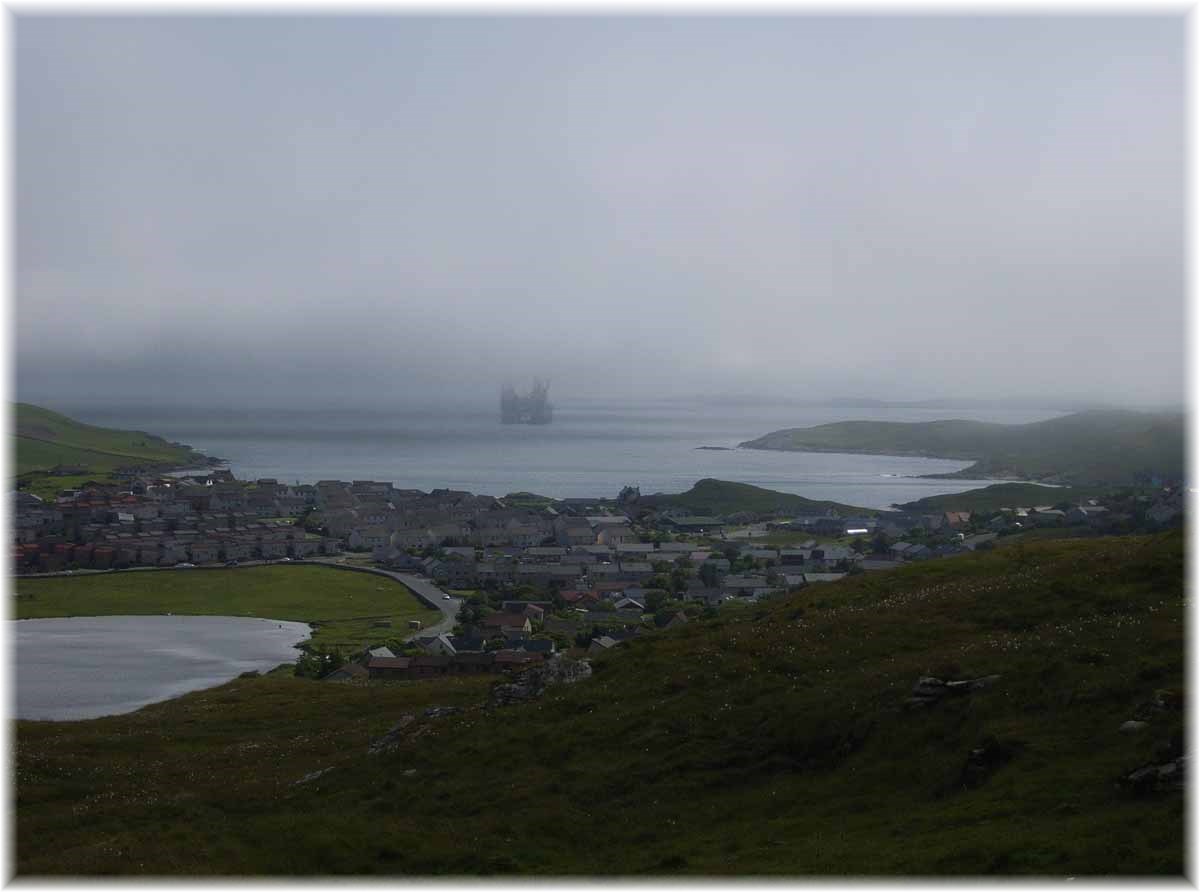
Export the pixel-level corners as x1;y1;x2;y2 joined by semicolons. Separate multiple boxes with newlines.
175;563;196;569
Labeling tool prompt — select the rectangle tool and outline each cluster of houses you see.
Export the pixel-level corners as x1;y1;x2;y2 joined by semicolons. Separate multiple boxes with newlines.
330;641;549;682
11;474;340;573
335;595;689;682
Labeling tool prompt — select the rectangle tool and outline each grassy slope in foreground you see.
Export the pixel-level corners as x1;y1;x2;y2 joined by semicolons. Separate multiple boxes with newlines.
738;409;1184;486
16;532;1183;875
14;565;440;653
640;478;876;516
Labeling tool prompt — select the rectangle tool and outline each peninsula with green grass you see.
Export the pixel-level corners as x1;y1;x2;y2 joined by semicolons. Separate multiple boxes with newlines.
738;409;1184;487
638;478;875;517
15;402;217;499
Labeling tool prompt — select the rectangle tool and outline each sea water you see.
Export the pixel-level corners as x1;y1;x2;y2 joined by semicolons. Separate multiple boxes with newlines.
55;400;1062;510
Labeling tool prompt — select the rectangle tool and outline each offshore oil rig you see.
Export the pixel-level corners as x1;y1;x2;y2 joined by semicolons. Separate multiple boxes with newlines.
500;379;553;425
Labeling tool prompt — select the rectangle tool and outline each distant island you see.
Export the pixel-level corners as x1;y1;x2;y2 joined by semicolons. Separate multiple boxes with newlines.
500;379;553;424
739;409;1184;487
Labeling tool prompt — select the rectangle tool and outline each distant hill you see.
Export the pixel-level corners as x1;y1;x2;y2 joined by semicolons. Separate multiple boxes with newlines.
640;478;875;517
16;532;1184;874
740;410;1184;486
893;482;1100;513
13;403;211;495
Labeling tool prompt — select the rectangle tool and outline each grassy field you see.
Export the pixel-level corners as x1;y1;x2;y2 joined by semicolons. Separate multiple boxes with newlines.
740;410;1184;486
641;478;875;517
15;531;1184;875
13;565;441;653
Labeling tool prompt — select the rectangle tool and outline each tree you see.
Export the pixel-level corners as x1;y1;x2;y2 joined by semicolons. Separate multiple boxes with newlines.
646;589;668;612
294;649;344;679
699;563;721;588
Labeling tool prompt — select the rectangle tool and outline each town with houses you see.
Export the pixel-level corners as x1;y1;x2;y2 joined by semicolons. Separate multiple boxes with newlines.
12;470;1186;683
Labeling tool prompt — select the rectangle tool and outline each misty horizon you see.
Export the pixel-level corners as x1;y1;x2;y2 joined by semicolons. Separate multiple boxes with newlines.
16;15;1184;411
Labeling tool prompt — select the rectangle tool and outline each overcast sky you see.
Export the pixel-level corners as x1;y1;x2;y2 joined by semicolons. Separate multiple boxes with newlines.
15;15;1185;409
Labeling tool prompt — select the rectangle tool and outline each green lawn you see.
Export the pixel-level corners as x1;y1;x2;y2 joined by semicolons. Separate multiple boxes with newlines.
14;565;441;654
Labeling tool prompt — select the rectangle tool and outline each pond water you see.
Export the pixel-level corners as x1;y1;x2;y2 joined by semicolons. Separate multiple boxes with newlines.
13;615;312;721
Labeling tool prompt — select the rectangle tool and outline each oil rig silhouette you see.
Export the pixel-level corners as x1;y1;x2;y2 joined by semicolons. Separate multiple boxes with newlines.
500;379;553;425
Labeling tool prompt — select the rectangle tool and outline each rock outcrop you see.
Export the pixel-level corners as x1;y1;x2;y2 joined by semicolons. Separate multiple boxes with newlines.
489;656;592;708
1121;755;1187;794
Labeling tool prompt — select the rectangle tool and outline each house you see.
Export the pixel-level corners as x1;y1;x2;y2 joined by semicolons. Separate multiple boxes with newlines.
943;511;972;529
447;635;487;653
663;516;723;533
615;543;656;557
366;656;412;679
408;655;454;678
554;516;596;547
323;662;369;682
517;638;556;655
588;635;618;654
559;589;601;607
493;650;544;672
860;559;903;572
596;525;637;546
415;634;458;656
812;516;848;536
684;587;724;607
962;533;998;551
1030;508;1066;526
654;611;689;629
722;575;768;596
618;561;654;581
480;614;533;635
448;652;496;674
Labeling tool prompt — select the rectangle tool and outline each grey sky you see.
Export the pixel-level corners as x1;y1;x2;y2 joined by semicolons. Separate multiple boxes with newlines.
15;15;1185;409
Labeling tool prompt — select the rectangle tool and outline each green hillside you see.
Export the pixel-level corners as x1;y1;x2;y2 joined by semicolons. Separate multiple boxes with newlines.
893;482;1098;513
739;410;1184;486
641;478;875;517
13;403;210;495
16;532;1184;875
